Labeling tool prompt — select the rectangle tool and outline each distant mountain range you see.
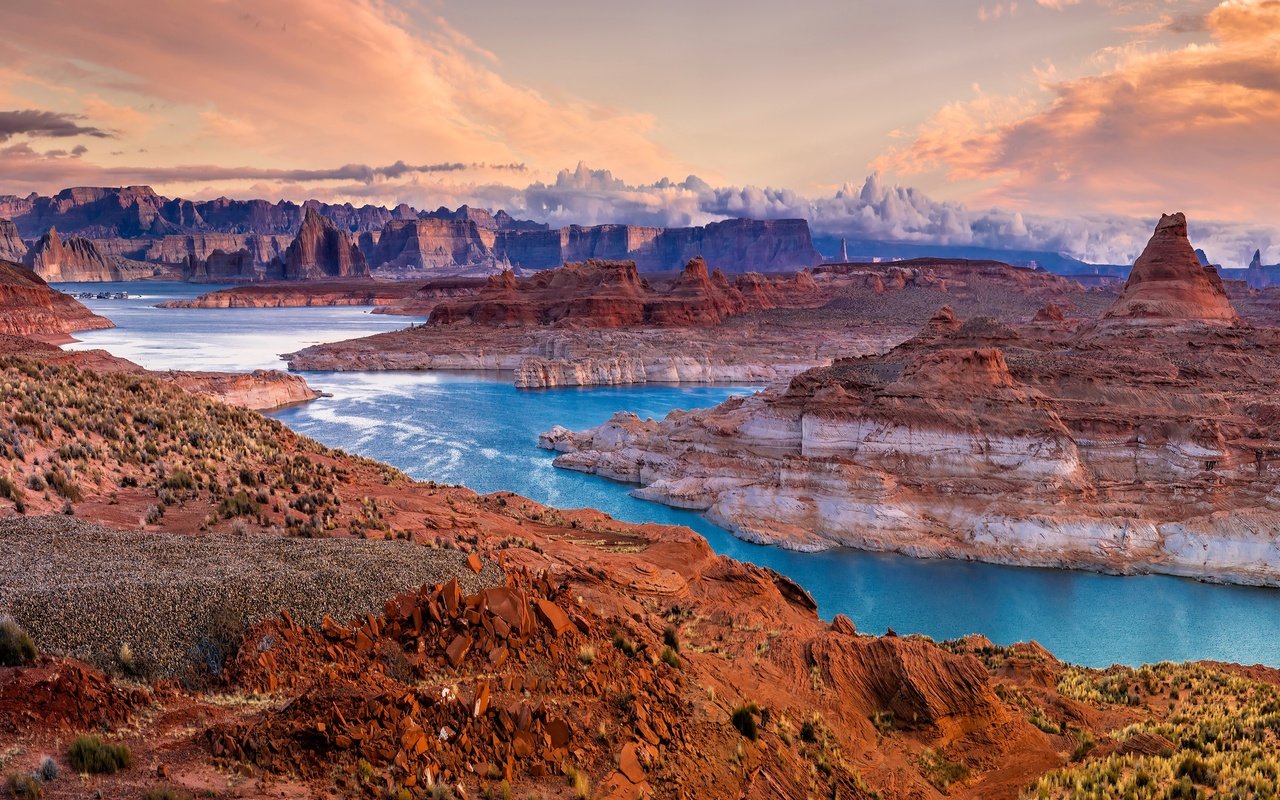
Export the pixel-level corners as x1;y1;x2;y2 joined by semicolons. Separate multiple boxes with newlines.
0;185;1172;284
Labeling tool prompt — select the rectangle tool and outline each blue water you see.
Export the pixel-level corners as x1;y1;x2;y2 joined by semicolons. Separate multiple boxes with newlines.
61;282;1280;668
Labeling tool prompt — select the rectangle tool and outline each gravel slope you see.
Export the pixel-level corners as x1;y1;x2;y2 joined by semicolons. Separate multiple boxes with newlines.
0;516;500;678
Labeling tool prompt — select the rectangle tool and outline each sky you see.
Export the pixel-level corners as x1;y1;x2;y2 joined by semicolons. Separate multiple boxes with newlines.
0;0;1277;265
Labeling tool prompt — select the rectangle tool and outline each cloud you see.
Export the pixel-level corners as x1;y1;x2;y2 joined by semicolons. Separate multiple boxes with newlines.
874;0;1280;225
0;109;111;141
0;0;683;184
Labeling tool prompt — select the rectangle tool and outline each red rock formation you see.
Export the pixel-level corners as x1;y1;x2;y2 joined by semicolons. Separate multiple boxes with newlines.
281;208;368;280
541;235;1280;584
0;259;113;341
426;257;821;328
22;227;153;282
0;218;25;262
1103;212;1238;324
182;247;257;282
160;279;422;309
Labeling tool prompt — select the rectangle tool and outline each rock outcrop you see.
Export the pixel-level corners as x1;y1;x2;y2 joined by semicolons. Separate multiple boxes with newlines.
182;248;257;282
160;279;422;309
368;219;503;273
0;259;114;341
22;227;154;282
0;218;25;262
426;257;821;328
539;216;1280;586
1102;212;1237;324
290;257;1098;387
279;209;368;280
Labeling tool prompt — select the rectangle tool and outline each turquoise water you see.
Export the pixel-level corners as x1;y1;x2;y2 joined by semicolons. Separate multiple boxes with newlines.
62;282;1280;668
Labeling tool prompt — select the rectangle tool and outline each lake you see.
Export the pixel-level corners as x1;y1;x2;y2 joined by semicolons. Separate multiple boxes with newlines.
61;281;1280;668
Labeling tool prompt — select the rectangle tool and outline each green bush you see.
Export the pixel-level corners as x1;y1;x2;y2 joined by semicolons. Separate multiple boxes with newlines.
0;618;36;667
67;735;131;774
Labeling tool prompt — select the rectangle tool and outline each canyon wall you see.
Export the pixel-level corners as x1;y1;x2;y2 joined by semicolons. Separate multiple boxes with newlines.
539;214;1280;586
0;258;114;340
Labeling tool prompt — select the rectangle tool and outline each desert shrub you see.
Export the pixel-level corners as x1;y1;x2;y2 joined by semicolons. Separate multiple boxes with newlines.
919;748;970;791
4;774;42;800
731;703;760;741
67;735;131;774
663;625;680;651
37;758;57;782
164;469;196;491
0;474;22;504
0;618;37;667
43;469;81;501
611;632;637;657
660;646;681;669
217;490;257;519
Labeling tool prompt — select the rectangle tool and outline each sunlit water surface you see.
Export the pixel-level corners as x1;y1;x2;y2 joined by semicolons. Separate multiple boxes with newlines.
59;281;1280;667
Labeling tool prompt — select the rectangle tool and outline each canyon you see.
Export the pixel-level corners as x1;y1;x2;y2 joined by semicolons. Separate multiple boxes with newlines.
287;255;1100;387
0;186;821;281
540;213;1280;586
2;348;1272;799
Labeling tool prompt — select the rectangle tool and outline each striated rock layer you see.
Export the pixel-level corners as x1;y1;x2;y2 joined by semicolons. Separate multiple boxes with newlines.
427;257;821;328
289;256;1096;387
540;214;1280;586
278;208;369;280
23;227;155;282
160;279;424;309
0;259;113;341
0;218;25;262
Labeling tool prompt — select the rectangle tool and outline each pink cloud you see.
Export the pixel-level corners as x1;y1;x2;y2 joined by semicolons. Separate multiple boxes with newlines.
0;0;684;192
874;0;1280;223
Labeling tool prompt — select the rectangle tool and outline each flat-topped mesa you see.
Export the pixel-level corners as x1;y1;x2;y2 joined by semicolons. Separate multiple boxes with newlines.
1103;212;1238;324
280;208;368;280
423;257;815;329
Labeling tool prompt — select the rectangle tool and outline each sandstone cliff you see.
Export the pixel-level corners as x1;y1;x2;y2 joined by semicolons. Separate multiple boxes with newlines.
182;248;257;282
0;218;25;262
540;214;1280;586
23;227;155;282
0;259;114;341
426;257;822;328
279;209;368;280
160;279;421;309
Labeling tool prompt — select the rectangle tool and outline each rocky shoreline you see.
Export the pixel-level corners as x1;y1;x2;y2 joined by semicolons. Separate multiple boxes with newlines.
539;215;1280;588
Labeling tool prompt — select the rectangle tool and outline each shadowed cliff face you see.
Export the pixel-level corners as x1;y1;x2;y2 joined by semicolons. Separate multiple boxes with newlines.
280;208;369;280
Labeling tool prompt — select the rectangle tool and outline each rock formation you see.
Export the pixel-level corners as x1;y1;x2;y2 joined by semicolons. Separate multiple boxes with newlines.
0;259;113;341
160;279;421;309
182;248;257;282
426;257;821;328
368;218;502;273
1102;212;1237;324
290;257;1097;387
0;186;825;280
540;215;1280;586
22;227;154;282
0;346;1271;799
279;209;368;280
0;218;25;262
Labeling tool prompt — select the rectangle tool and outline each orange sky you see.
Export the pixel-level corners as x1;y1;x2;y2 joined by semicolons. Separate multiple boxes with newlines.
0;0;1277;263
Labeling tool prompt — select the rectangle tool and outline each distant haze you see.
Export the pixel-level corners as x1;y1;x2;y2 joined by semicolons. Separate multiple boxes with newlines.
0;0;1276;265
